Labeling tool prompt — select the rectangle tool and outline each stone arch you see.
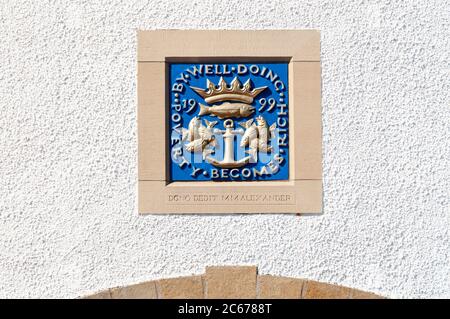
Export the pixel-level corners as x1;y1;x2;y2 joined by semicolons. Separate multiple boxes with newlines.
83;266;384;299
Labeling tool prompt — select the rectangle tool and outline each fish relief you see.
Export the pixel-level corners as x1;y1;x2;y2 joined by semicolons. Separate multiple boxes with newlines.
169;63;289;181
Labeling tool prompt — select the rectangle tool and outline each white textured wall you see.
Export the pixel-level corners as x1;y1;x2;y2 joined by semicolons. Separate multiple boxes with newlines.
0;0;449;299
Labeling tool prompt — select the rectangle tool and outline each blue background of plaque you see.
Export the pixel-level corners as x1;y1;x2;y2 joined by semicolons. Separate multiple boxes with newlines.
169;63;289;181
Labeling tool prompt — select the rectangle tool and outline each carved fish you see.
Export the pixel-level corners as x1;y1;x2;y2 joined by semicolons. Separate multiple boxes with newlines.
255;116;276;153
239;119;258;148
185;136;216;153
198;119;218;140
179;117;201;142
198;102;255;119
201;147;215;160
182;118;218;157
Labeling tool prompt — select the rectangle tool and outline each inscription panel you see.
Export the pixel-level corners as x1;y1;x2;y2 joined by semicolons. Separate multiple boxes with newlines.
166;193;296;205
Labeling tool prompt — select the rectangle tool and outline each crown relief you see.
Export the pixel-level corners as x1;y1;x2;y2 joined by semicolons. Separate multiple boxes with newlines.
190;77;267;104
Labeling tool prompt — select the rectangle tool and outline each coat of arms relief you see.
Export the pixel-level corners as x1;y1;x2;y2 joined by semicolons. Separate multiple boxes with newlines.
170;63;289;181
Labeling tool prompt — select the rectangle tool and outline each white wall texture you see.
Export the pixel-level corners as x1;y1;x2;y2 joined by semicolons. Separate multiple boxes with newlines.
0;0;449;299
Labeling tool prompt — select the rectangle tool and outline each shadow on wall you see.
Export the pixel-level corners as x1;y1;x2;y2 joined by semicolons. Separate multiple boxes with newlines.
82;266;384;299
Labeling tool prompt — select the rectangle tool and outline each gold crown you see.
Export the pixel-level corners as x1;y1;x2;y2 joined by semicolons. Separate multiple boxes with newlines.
190;77;267;104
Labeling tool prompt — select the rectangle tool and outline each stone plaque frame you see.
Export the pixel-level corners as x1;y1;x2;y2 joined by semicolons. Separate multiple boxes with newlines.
138;30;322;214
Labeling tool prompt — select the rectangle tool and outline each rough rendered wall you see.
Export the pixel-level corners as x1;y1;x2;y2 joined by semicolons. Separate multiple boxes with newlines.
0;0;448;298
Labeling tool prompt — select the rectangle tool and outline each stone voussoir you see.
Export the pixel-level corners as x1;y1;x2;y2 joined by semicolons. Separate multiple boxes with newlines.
205;266;257;299
257;275;305;299
157;275;204;299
